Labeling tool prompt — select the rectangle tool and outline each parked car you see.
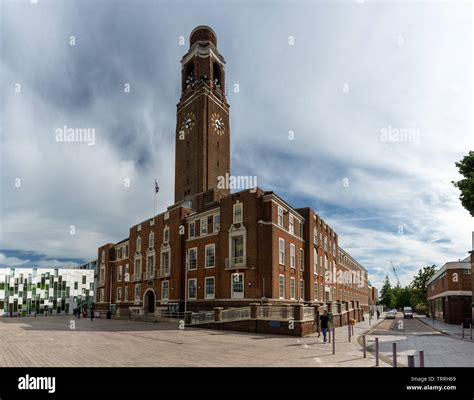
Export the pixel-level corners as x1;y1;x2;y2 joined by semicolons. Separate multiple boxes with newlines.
403;306;413;319
386;309;397;319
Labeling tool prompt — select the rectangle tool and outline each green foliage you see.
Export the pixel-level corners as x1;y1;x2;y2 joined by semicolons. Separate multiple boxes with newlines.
379;276;395;309
413;303;428;315
452;151;474;217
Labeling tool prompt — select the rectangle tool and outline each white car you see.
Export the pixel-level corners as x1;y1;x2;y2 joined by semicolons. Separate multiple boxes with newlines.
386;310;397;319
403;306;413;319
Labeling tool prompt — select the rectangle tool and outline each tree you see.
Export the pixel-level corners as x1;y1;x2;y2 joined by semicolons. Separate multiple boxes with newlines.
410;265;436;308
452;151;474;217
379;275;395;309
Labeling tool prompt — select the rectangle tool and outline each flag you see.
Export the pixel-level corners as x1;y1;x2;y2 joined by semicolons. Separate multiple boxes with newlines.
154;180;160;194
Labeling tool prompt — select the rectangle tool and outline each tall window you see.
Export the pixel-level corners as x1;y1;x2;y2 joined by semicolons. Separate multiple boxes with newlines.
163;227;169;243
136;237;141;252
148;232;154;249
313;227;318;245
213;214;220;232
314;282;318;301
99;288;105;302
299;249;304;271
117;265;123;282
289;215;294;234
231;273;244;298
188;248;197;270
161;250;170;275
189;222;195;238
125;264;129;281
117;287;122;302
279;275;285;299
200;218;207;235
124;244;128;258
135;258;141;276
134;284;141;301
233;203;243;224
300;280;304;300
124;286;128;302
279;238;285;265
188;279;197;299
277;206;284;227
290;244;296;268
313;249;318;275
205;277;215;299
147;255;155;275
162;281;169;300
101;250;105;263
290;277;296;299
205;244;215;268
231;236;244;264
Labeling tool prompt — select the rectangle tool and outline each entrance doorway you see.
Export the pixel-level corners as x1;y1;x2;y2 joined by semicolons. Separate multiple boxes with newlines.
144;290;155;314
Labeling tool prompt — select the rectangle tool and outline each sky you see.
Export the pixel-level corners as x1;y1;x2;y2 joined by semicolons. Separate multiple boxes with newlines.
0;0;472;290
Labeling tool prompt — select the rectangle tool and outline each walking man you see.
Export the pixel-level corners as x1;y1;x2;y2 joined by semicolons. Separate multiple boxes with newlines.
320;310;330;343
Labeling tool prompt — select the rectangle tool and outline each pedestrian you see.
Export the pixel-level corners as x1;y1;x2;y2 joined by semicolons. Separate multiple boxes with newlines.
78;308;81;319
376;309;380;320
90;307;94;321
320;310;330;343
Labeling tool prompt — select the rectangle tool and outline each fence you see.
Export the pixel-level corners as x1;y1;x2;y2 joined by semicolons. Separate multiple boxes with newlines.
257;306;294;320
190;311;214;325
221;307;251;322
302;307;315;320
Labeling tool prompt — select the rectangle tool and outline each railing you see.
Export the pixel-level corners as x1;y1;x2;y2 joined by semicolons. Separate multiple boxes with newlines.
156;269;171;278
131;273;142;282
257;306;294;320
190;311;214;325
221;307;251;322
225;256;247;269
161;311;185;320
302;307;315;320
144;270;155;280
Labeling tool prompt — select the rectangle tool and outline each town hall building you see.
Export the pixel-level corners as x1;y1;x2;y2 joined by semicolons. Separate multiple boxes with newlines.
96;26;370;316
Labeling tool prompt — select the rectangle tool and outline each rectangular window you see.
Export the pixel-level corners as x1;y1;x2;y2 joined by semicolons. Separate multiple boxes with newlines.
100;288;104;302
231;273;244;298
125;244;128;258
279;275;285;299
125;264;129;280
313;227;318;245
117;287;122;302
163;227;169;243
82;276;86;284
117;265;123;282
289;215;294;234
299;221;303;238
231;235;244;264
162;281;169;300
161;251;170;275
300;280;304;300
233;203;243;224
124;286;128;302
188;278;197;299
74;282;78;290
205;244;215;268
314;282;318;301
188;248;197;270
134;284;141;301
279;238;285;265
277;206;284;227
313;249;318;275
147;255;155;275
200;218;207;235
189;222;195;238
213;214;220;232
205;277;215;299
149;233;154;249
299;249;304;271
290;277;296;299
290;244;296;268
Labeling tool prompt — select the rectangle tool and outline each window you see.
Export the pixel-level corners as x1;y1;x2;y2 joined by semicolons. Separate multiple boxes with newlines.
125;245;128;258
289;215;294;234
233;202;243;223
277;206;284;227
314;282;318;301
135;258;141;276
136;237;141;252
279;275;285;299
189;222;195;238
74;282;78;290
213;214;220;232
300;280;304;300
125;263;129;280
188;248;197;270
188;278;197;299
324;236;328;252
205;244;215;268
290;244;296;268
162;281;169;300
313;227;318;245
82;276;86;284
290;277;296;299
124;286;128;302
319;255;323;276
299;249;304;271
117;265;123;282
101;250;105;263
147;255;155;275
231;273;244;298
134;284;141;301
205;277;215;299
313;249;318;275
99;288;105;302
200;218;207;235
279;238;285;265
163;227;169;243
231;235;244;264
117;287;122;302
149;232;154;249
161;250;170;275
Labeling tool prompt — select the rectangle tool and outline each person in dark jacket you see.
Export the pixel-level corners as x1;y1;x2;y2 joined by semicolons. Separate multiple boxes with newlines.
320;310;330;343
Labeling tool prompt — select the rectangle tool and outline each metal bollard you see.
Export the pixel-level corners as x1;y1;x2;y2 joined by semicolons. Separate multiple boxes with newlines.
407;355;415;368
462;323;464;338
392;343;397;367
471;324;472;340
419;350;424;368
363;335;366;358
332;327;336;354
348;323;351;342
351;324;354;336
375;337;379;366
328;325;331;343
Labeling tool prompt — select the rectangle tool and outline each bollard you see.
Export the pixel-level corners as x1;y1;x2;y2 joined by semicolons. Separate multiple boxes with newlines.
419;350;424;368
351;324;354;336
471;324;472;340
375;337;379;367
332;327;336;354
392;343;397;367
407;355;415;368
328;324;331;343
348;323;351;342
363;335;367;358
462;323;464;339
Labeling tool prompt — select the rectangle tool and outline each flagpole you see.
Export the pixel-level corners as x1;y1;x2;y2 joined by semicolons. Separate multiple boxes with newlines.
153;179;156;218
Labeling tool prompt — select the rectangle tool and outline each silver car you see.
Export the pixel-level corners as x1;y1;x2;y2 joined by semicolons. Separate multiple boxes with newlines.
386;309;397;319
403;306;413;319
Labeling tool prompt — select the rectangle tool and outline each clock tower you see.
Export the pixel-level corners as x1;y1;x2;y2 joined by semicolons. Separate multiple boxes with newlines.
174;26;230;205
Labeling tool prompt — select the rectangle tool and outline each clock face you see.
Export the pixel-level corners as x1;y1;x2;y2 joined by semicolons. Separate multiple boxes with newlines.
211;113;225;136
180;112;195;134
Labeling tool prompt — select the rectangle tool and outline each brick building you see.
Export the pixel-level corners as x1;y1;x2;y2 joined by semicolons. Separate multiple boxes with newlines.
96;26;370;316
427;255;472;324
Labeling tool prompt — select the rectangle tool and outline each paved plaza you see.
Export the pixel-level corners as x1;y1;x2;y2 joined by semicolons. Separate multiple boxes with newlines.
0;315;389;367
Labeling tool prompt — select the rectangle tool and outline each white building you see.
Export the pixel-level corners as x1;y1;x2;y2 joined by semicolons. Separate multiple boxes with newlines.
0;267;95;316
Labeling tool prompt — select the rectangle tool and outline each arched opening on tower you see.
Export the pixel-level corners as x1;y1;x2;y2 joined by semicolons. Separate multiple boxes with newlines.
184;62;194;91
213;62;221;89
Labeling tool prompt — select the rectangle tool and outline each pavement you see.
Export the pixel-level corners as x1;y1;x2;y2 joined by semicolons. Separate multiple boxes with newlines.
416;315;474;341
0;314;390;367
